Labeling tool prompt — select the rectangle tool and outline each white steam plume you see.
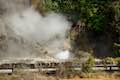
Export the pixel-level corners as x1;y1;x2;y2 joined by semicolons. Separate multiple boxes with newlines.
4;8;71;59
7;8;70;42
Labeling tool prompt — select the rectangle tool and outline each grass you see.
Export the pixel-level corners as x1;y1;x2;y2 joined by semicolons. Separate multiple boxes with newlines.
0;72;120;80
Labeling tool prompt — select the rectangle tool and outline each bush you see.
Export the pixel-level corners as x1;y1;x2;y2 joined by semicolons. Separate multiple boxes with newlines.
102;57;115;70
103;57;115;64
114;58;120;70
82;55;95;73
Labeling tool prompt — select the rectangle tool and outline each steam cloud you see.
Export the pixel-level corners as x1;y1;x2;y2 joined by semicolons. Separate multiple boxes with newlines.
2;7;71;59
8;8;70;43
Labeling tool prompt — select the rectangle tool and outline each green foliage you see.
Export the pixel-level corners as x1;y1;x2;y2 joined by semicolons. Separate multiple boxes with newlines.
114;58;120;70
82;55;95;73
103;57;115;64
103;57;117;70
114;1;120;33
112;50;120;57
40;0;120;57
41;0;119;34
113;43;120;57
102;57;115;70
42;0;113;31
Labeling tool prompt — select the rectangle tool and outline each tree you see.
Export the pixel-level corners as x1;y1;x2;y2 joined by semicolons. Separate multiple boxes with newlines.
42;0;114;31
39;0;120;57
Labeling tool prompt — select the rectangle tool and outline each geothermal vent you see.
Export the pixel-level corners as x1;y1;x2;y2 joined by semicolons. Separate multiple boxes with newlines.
0;0;71;61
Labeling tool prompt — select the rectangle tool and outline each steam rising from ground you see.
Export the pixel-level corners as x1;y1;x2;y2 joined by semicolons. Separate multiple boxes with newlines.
3;8;71;60
55;50;70;60
7;8;70;43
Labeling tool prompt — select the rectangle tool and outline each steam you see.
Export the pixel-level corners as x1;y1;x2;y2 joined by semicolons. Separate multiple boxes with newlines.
7;8;70;42
3;8;71;59
55;50;70;60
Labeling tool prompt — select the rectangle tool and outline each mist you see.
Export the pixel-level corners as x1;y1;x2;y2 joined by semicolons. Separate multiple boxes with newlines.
0;7;71;60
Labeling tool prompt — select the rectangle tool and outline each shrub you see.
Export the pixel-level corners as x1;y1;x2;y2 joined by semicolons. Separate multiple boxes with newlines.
103;57;114;64
102;57;115;70
115;58;120;70
82;55;95;73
